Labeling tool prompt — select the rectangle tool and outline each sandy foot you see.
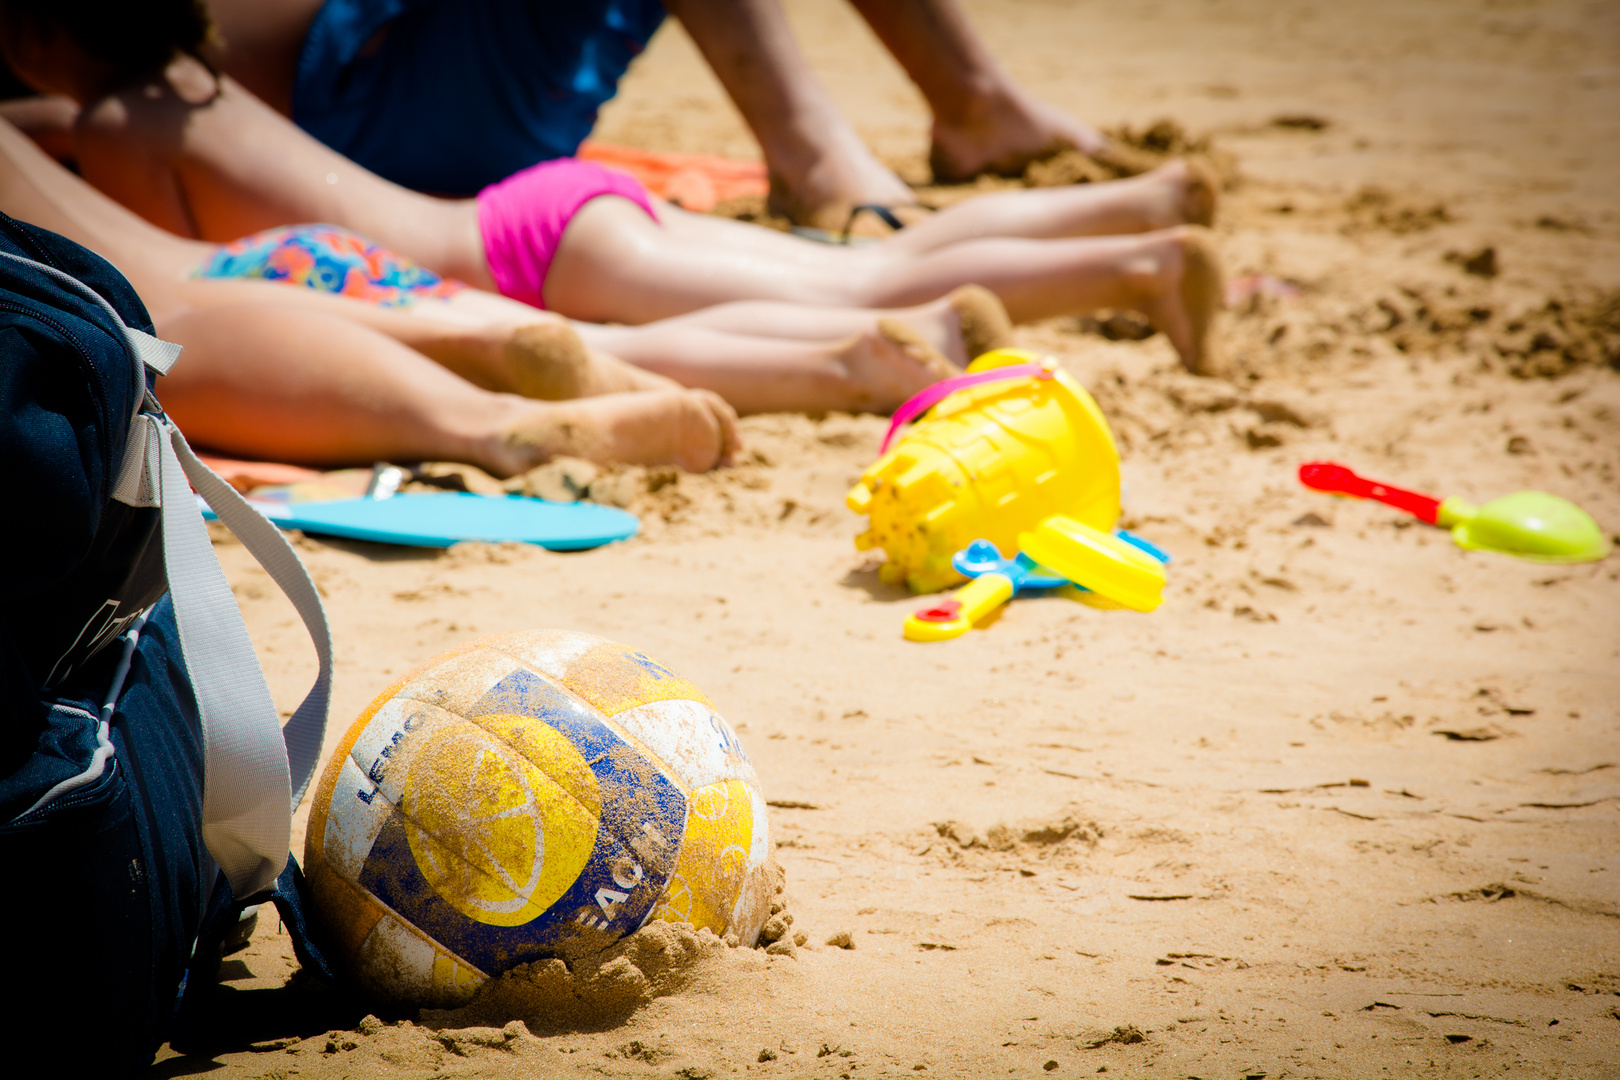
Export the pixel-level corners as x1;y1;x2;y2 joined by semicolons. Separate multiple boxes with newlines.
929;86;1112;182
766;139;919;231
1136;159;1219;231
850;321;957;412
946;283;1016;363
860;286;1014;370
501;322;675;399
1127;225;1226;376
495;389;741;474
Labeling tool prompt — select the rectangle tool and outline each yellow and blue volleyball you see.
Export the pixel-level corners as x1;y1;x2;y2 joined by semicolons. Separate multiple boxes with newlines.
303;630;773;1007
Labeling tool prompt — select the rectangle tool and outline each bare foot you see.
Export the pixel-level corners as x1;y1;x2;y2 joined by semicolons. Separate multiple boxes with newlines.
946;284;1016;364
875;286;1015;368
491;389;741;475
767;136;918;231
1134;160;1219;230
1125;226;1226;377
930;88;1110;182
847;322;957;412
500;322;676;399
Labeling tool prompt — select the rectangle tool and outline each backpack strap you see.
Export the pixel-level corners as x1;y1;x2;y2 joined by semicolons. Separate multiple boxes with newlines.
3;248;332;899
162;422;333;811
152;415;334;897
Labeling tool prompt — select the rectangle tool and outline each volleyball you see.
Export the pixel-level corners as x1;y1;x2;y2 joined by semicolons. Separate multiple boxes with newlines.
303;630;774;1007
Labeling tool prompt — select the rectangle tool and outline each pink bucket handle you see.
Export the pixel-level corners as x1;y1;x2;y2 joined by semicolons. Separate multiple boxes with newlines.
878;362;1053;455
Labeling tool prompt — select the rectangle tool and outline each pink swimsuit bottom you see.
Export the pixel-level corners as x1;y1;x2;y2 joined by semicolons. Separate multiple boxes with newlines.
476;158;659;310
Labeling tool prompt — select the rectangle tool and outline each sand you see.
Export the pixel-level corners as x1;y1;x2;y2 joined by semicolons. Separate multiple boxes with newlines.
150;1;1619;1076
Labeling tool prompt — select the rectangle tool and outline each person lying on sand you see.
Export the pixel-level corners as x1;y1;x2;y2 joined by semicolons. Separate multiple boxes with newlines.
0;5;1228;376
81;0;1140;230
0;116;1022;475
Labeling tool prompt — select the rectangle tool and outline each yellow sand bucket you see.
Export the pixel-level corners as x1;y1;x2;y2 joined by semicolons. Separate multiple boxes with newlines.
847;349;1123;594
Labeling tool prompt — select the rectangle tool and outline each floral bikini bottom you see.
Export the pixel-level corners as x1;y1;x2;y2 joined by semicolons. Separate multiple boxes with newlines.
193;224;464;308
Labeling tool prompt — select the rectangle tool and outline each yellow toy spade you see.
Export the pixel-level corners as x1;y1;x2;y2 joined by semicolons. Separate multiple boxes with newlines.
1299;461;1610;563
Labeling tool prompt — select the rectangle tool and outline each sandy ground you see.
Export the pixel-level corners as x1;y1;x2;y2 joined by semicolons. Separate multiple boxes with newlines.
150;1;1620;1076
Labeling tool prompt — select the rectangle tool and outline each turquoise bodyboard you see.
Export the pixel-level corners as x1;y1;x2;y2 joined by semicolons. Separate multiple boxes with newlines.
204;492;638;550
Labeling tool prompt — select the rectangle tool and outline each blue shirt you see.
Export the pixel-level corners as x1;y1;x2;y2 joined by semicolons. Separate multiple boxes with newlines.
292;0;667;195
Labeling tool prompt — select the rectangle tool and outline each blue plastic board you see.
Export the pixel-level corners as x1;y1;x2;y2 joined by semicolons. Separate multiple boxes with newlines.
204;492;638;550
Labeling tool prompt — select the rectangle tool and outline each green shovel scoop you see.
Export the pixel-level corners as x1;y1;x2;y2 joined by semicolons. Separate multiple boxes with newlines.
1299;461;1611;564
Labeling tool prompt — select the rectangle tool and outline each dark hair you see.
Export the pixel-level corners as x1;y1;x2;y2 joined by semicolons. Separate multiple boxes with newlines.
0;0;215;85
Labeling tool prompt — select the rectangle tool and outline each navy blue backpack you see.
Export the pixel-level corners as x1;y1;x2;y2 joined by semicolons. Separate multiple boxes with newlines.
0;214;335;1070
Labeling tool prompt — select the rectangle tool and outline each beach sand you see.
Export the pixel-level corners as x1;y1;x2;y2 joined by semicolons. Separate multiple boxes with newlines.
150;1;1619;1075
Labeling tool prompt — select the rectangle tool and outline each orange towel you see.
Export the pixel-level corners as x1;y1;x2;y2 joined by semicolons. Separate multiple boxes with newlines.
576;141;767;212
194;454;325;493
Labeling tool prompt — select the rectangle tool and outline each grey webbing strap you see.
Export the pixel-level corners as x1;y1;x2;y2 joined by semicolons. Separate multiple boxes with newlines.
154;416;334;898
165;423;333;810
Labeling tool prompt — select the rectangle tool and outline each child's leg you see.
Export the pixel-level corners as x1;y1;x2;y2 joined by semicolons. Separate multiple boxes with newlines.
652;160;1213;257
576;320;957;414
630;285;1012;366
155;304;739;474
548;199;1222;373
860;227;1224;375
878;161;1217;252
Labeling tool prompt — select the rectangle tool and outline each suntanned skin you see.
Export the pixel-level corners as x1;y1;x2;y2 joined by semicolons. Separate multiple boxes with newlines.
0;34;1043;408
157;303;741;477
0;110;997;475
0;115;741;473
36;46;1223;374
844;0;1110;183
201;0;1123;228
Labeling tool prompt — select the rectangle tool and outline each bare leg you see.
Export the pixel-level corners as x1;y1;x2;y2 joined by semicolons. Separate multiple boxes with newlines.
617;286;1011;367
661;0;915;229
654;161;1213;260
578;320;959;414
181;276;970;416
178;263;988;414
158;276;672;400
547;199;1222;373
848;0;1114;182
885;161;1216;247
155;304;740;474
